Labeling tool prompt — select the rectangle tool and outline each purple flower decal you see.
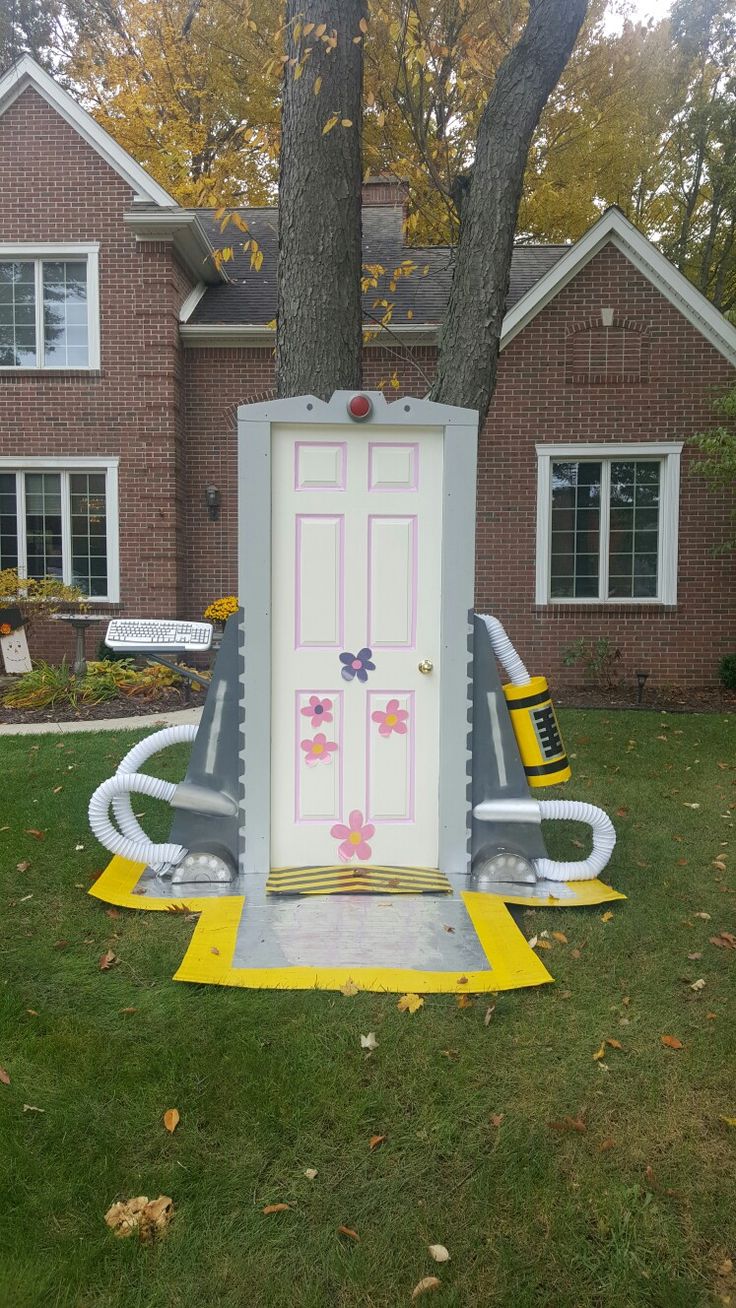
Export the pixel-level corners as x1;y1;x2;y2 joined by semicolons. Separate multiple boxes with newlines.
339;647;375;683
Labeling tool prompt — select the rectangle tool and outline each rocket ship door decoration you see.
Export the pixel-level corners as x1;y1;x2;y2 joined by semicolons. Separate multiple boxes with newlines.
88;392;622;995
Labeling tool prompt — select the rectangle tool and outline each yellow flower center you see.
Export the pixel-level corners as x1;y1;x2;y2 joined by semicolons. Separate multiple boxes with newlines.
312;743;323;754
349;831;362;845
385;714;397;726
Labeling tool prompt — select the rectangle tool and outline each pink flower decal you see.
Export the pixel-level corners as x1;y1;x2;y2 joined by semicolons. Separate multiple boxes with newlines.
301;732;338;766
371;698;409;737
330;809;375;863
301;695;333;729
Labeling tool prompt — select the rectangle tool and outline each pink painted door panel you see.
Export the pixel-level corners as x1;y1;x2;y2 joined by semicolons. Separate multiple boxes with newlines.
271;425;442;868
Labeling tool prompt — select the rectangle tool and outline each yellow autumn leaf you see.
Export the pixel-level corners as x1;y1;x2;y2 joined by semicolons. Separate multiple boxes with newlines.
322;115;339;135
341;119;353;128
592;1043;606;1061
720;1116;736;1127
601;911;614;922
264;319;276;330
163;1108;180;1134
551;931;568;944
313;75;322;96
397;993;424;1014
359;16;368;33
315;23;326;37
340;979;359;996
262;1203;290;1214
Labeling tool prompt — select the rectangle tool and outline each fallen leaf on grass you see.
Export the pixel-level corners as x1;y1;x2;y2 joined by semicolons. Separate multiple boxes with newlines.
710;932;736;950
0;1066;10;1086
337;1225;360;1241
16;861;30;873
369;1133;386;1150
304;1168;318;1180
23;1104;44;1113
397;993;424;1014
53;939;68;950
606;1038;623;1050
661;1035;684;1050
412;1276;441;1299
720;1116;736;1128
534;939;552;950
551;931;568;944
683;802;700;809
601;911;614;923
694;911;711;920
718;1257;734;1277
489;1113;504;1128
360;1032;378;1051
24;828;45;840
340;979;359;996
26;1009;39;1016
593;1043;606;1061
599;1138;616;1152
52;785;63;794
688;952;703;960
690;978;706;992
428;1244;450;1263
119;1007;137;1014
163;1108;180;1134
456;994;473;1009
105;1195;174;1242
98;950;118;971
549;1116;586;1134
707;1011;717;1020
262;1203;290;1214
105;908;120;919
484;1004;496;1025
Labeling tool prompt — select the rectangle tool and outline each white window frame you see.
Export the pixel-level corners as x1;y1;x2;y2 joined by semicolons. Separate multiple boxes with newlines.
0;243;100;371
535;442;682;606
0;456;119;602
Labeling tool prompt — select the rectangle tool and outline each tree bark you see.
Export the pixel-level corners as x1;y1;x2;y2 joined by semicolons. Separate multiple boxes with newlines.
277;0;366;399
431;0;588;426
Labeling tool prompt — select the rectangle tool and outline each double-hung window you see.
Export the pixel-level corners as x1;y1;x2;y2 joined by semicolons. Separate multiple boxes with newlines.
0;459;118;601
0;244;100;370
535;443;682;605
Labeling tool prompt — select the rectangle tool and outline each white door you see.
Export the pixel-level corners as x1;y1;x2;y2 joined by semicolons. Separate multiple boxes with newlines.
270;425;443;869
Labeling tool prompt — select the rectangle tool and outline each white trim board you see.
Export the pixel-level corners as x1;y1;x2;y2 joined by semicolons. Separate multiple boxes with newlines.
501;207;736;368
0;55;176;207
534;442;682;608
0;456;120;603
0;243;100;370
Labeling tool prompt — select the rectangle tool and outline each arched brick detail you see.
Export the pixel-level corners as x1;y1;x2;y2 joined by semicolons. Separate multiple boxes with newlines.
565;315;650;384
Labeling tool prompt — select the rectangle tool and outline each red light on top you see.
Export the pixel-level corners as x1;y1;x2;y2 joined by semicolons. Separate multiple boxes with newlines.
347;393;372;420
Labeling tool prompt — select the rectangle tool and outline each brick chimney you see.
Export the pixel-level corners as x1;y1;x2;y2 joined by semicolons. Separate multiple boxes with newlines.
361;175;409;211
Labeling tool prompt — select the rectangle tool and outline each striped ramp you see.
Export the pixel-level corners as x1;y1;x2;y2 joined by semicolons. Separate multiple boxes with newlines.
266;864;452;896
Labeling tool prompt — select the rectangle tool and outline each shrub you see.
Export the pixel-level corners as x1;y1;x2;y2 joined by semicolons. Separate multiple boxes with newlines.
719;653;736;691
561;636;622;690
2;659;189;711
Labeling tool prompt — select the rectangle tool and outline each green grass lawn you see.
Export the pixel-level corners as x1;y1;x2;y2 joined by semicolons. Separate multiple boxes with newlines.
0;709;734;1308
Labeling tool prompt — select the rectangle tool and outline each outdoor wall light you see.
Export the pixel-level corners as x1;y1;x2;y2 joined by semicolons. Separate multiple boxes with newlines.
205;484;221;521
635;670;650;704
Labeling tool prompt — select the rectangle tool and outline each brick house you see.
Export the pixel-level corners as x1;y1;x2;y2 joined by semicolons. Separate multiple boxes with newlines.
1;56;734;688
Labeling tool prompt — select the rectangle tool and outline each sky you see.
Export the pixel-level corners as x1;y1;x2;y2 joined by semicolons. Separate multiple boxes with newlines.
604;0;672;31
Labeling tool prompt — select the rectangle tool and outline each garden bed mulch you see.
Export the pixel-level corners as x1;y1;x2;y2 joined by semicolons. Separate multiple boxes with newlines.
0;689;207;725
554;683;735;714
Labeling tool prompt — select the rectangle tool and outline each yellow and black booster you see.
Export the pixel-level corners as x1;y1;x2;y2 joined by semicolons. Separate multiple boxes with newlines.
503;676;571;788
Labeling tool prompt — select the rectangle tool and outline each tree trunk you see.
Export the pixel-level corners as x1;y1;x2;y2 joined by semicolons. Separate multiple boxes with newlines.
431;0;588;426
277;0;366;399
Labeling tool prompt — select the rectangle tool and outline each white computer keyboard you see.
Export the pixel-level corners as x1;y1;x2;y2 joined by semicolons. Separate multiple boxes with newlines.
105;618;213;652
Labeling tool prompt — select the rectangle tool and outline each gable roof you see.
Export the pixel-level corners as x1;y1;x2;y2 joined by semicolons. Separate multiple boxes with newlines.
0;55;176;207
500;206;736;367
185;205;568;337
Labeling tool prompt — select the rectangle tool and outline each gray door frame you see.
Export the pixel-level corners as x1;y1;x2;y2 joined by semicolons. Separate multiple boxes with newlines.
237;390;478;882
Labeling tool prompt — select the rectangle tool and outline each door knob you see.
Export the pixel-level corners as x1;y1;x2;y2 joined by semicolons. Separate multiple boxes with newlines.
418;659;434;675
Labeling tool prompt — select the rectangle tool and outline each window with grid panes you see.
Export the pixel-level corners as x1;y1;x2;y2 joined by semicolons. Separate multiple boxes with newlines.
0;468;114;598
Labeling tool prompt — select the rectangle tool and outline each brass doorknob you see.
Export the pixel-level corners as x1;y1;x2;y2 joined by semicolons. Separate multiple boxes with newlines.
418;659;434;674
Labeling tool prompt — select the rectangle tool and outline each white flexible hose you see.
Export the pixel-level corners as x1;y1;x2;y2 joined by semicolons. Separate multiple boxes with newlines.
477;614;530;686
111;725;198;847
534;800;616;881
89;772;187;867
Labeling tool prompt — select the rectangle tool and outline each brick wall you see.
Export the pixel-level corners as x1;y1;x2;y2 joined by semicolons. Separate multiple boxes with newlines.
1;88;733;686
182;248;734;688
0;87;192;660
